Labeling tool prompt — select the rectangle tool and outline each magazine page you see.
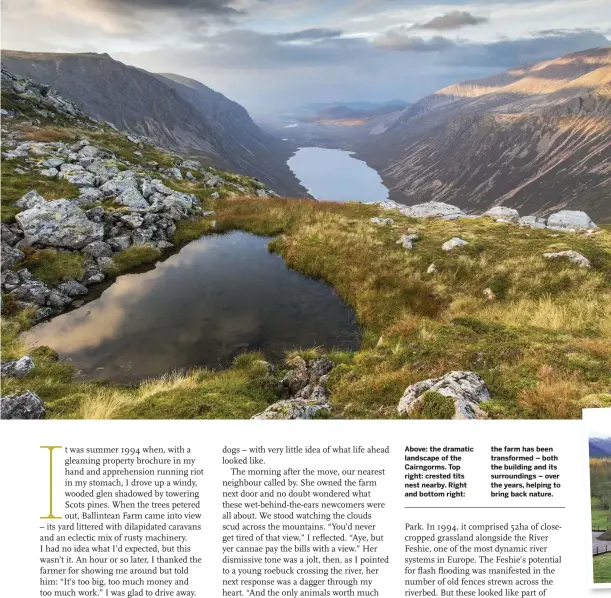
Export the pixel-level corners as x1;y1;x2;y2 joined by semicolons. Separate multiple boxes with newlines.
1;0;610;596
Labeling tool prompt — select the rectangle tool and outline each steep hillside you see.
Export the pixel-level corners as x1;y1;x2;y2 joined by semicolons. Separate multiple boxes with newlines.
362;47;611;221
1;50;305;197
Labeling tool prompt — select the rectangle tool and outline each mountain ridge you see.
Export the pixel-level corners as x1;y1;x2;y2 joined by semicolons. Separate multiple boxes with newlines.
358;47;611;221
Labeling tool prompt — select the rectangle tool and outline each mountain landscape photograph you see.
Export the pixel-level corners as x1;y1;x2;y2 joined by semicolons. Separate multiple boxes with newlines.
0;0;609;421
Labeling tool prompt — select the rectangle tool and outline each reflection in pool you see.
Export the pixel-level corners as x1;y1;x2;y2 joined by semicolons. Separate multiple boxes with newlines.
24;232;361;382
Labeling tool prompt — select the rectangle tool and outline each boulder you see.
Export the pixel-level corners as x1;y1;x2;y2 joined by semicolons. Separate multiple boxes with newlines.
181;159;201;170
167;167;183;180
15;199;104;249
256;189;269;198
546;210;596;231
78;187;104;204
108;236;132;252
86;160;110;183
383;201;466;220
397;371;490;420
15;190;46;210
543;250;590;268
115;187;149;210
132;228;155;246
57;279;88;297
442;237;468;251
1;223;20;246
43;157;64;169
82;241;113;259
99;171;138;197
1;390;45;419
1;356;34;378
152;180;175;196
85;206;105;223
78;145;101;159
484;206;520;222
1;242;25;269
48;290;73;309
9;277;51;306
120;214;144;229
518;215;546;229
39;168;58;178
163;193;193;212
251;394;330;420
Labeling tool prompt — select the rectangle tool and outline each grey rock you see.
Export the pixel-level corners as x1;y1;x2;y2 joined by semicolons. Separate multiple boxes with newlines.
120;214;144;229
82;241;113;259
70;139;89;152
15;199;104;249
256;189;269;198
371;217;394;225
426;263;437;274
57;279;88;297
47;290;73;309
397;371;491;420
1;223;20;246
132;227;155;246
115;187;149;210
39;168;58;178
9;277;50;306
211;192;220;199
378;200;466;220
78;145;101;159
152;180;175;196
82;268;105;285
397;235;414;249
1;390;45;419
1;242;25;269
0;356;34;378
86;160;110;183
107;235;132;251
546;210;596;231
543;250;591;268
163;192;193;211
79;187;104;204
96;256;115;271
35;307;55;321
518;215;547;229
61;170;97;188
483;206;520;222
181;159;201;170
442;237;468;251
185;172;195;181
85;206;105;223
167;167;183;180
205;175;224;188
43;157;64;169
15;190;46;210
1;270;21;291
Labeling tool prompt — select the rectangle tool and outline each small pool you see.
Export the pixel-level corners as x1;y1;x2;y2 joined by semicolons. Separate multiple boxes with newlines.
24;232;361;382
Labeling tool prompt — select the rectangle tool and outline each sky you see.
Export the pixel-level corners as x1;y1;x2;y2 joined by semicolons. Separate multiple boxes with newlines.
2;0;610;113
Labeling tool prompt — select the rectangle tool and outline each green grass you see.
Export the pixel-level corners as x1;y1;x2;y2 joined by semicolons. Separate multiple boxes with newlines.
1;158;80;222
410;391;456;419
593;497;611;530
110;245;162;274
23;249;86;284
594;553;611;584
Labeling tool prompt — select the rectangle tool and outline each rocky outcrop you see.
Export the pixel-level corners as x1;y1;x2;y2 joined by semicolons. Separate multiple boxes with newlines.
546;210;597;232
397;371;491;420
0;390;45;419
252;356;334;420
376;200;466;220
16;199;104;249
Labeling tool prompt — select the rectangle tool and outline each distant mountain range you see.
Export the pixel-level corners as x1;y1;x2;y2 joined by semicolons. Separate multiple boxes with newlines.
360;47;611;221
590;438;611;458
1;51;306;197
294;100;409;126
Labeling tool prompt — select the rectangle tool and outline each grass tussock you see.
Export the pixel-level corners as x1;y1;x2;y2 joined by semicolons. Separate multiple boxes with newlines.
111;245;162;274
23;249;86;284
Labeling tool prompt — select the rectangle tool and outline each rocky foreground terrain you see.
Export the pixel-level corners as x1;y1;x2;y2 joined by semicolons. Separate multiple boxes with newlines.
1;68;610;422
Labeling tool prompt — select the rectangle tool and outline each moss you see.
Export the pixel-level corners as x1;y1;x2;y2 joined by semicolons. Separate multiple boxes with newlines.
23;249;86;284
111;245;162;274
173;218;217;243
410;391;456;420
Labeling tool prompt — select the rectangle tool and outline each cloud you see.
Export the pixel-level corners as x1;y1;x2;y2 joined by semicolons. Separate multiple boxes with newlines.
98;0;242;16
418;11;488;30
448;29;610;67
373;28;455;52
276;28;343;42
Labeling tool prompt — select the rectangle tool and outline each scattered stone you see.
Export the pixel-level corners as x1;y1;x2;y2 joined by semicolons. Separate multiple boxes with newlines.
43;157;64;169
1;390;45;419
397;235;414;249
48;290;73;309
15;199;104;249
107;236;132;252
427;263;437;275
167;167;183;180
181;159;201;170
543;250;591;268
546;210;596;232
1;242;25;269
442;237;468;251
397;371;490;420
1;356;34;378
39;168;58;178
120;214;144;229
518;215;547;229
483;206;520;222
57;279;88;297
185;172;196;181
82;241;113;259
483;288;496;301
371;217;394;225
115;187;149;209
211;192;220;199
